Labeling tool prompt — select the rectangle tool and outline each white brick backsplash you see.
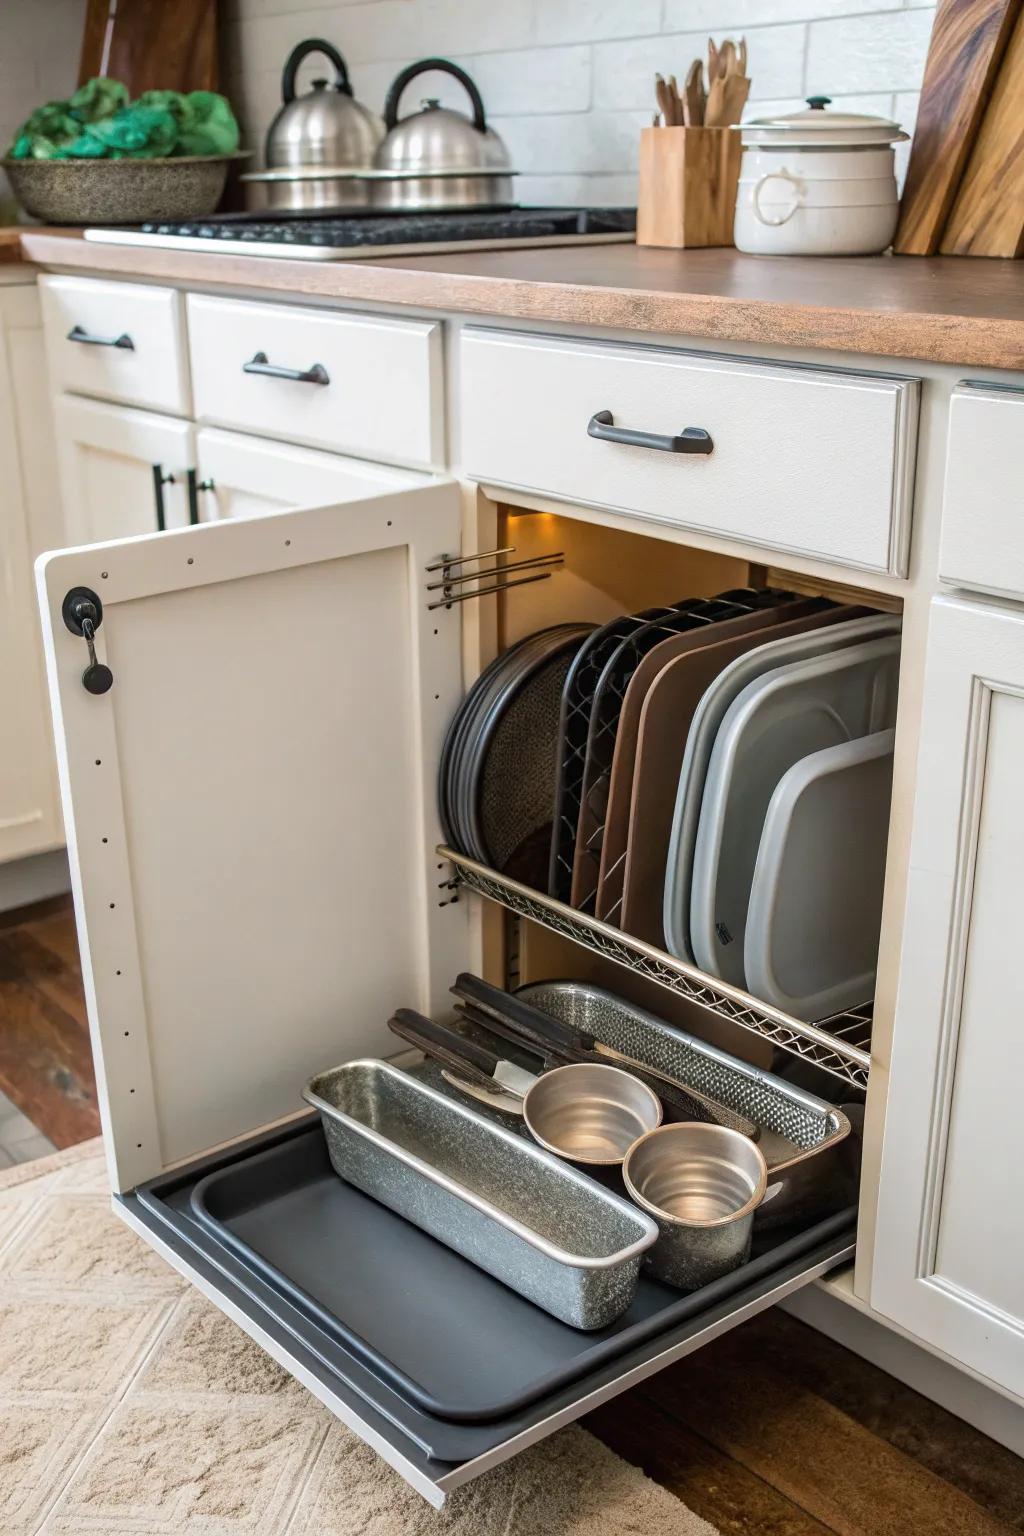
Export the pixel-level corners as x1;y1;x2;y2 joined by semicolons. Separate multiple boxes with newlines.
594;25;807;110
807;7;934;95
515;173;638;205
494;111;649;175
233;0;534;71
468;47;592;115
536;0;662;45
666;0;887;26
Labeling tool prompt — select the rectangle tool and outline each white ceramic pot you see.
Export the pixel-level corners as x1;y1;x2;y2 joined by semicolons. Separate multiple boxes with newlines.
733;96;907;257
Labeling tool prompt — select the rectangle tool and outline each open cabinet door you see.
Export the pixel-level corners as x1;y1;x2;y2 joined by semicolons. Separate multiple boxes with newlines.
36;481;469;1193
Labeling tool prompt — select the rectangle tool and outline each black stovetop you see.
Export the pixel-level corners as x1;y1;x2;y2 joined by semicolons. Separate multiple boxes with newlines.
137;206;637;249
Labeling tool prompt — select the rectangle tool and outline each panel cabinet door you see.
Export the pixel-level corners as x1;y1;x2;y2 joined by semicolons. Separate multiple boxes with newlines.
873;594;1024;1401
194;427;433;522
55;395;194;545
0;290;62;863
36;480;468;1194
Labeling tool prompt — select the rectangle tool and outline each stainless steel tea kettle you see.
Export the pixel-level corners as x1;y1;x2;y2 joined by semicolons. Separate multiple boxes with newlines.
373;59;514;210
258;38;383;209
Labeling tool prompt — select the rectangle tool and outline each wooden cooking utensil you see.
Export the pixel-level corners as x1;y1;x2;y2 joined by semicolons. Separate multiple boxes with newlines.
655;73;674;126
683;58;705;127
940;6;1024;255
895;0;1021;255
705;72;749;127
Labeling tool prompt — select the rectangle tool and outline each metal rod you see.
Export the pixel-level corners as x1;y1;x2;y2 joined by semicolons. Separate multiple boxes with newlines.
427;571;553;610
425;546;515;573
437;845;872;1088
425;553;564;591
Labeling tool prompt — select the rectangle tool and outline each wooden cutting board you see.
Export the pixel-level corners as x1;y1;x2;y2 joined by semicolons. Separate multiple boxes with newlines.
78;0;219;93
894;0;1021;255
940;8;1024;256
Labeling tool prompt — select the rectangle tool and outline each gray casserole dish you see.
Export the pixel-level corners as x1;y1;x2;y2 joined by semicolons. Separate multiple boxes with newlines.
303;1059;658;1329
517;981;854;1225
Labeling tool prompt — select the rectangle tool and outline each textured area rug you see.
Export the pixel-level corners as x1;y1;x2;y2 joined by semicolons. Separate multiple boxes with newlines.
0;1142;717;1536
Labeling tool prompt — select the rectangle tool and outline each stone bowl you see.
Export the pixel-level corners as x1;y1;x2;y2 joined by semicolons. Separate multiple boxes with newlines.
3;153;247;225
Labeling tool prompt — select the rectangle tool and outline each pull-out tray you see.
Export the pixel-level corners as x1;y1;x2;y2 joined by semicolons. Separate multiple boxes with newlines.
126;1114;855;1490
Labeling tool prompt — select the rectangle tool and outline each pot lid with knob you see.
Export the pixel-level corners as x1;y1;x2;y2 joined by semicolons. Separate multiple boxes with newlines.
264;38;383;171
741;95;909;148
374;58;512;175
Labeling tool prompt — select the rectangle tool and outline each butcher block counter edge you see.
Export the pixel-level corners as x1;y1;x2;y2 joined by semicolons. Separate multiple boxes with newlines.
16;228;1024;371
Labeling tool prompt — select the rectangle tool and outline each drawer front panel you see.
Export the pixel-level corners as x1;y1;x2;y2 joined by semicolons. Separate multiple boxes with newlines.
940;383;1024;600
461;328;917;575
195;426;430;523
188;294;444;470
40;275;190;416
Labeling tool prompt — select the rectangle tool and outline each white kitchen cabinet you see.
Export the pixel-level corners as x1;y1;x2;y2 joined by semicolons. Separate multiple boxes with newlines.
54;395;195;545
187;294;444;471
939;382;1024;602
873;594;1024;1402
40;274;190;417
36;490;857;1505
194;426;433;522
460;327;919;576
0;280;62;865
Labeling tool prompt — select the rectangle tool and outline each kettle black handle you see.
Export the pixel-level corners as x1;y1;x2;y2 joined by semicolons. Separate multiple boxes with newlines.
383;57;486;132
281;38;352;103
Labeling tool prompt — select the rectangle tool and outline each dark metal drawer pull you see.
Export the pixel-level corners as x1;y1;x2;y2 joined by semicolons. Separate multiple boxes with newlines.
67;324;134;350
243;351;329;385
151;463;175;532
587;409;713;455
186;468;214;525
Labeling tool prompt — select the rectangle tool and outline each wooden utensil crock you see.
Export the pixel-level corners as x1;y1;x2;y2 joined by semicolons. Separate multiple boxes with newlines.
637;125;741;249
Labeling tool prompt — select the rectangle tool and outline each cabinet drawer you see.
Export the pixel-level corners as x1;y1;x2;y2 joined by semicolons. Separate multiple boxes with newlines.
939;383;1024;600
461;329;918;575
187;294;444;470
40;275;189;416
195;426;431;522
122;1143;854;1506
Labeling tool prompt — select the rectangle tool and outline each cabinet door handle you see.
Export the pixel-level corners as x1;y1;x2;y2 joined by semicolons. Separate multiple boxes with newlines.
242;351;329;385
587;409;713;455
186;468;215;525
151;464;175;531
67;324;134;350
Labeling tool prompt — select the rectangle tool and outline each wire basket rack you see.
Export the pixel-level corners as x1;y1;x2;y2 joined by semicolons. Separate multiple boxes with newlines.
440;846;873;1091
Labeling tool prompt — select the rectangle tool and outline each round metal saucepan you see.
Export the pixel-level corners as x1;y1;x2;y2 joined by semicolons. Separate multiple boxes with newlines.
623;1122;777;1289
522;1061;664;1166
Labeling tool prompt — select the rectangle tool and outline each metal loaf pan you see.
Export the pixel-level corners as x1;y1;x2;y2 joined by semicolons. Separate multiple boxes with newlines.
302;1060;658;1330
517;982;855;1225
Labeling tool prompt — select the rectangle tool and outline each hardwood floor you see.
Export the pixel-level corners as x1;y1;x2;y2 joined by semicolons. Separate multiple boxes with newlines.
0;896;100;1147
0;900;1020;1532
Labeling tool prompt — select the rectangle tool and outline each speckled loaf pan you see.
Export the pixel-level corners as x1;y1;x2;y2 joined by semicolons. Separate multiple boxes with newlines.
303;1059;658;1330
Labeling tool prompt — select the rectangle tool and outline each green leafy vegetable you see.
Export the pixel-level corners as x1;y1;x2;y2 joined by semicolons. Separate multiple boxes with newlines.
5;77;239;160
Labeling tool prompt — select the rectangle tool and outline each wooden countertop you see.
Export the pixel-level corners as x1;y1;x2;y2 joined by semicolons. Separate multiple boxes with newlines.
17;228;1024;371
0;229;25;263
